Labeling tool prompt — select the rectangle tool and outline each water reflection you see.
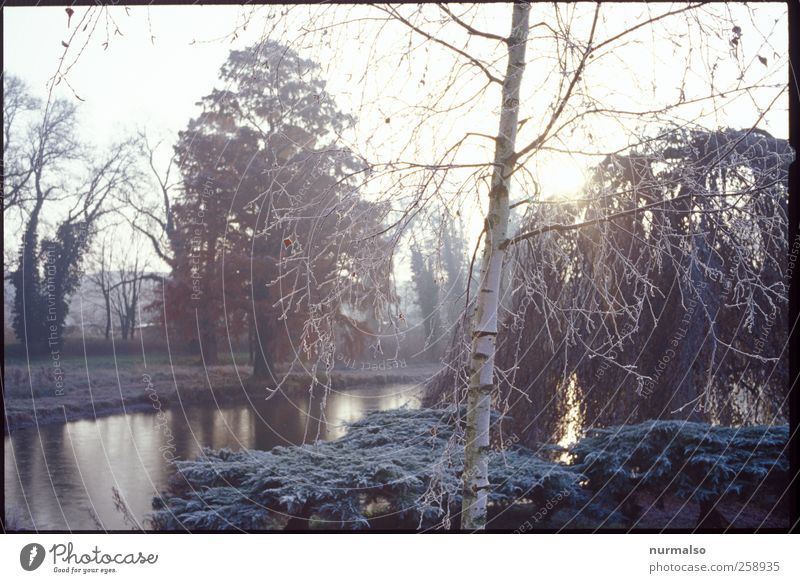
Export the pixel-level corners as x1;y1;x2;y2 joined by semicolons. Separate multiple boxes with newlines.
4;383;421;530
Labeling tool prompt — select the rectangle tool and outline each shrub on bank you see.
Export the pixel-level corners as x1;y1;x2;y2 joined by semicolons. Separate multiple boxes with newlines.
568;420;789;525
150;407;582;530
151;412;789;530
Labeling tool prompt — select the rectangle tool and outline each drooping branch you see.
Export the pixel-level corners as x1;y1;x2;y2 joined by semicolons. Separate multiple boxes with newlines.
504;181;784;249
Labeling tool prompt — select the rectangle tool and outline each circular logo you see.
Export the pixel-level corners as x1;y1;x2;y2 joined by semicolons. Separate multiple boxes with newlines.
20;543;46;571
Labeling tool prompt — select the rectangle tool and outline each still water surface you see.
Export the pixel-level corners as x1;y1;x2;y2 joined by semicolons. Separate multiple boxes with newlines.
5;383;421;530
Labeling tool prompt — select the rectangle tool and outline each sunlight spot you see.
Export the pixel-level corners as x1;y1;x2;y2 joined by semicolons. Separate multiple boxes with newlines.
533;157;588;200
557;372;583;463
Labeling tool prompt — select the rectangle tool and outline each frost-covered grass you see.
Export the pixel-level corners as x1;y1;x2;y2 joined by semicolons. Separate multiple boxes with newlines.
150;407;583;531
151;414;789;531
3;359;252;432
4;358;439;432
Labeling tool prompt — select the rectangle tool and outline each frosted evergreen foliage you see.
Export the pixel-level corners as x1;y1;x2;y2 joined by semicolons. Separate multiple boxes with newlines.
151;407;581;530
568;421;789;507
151;412;787;530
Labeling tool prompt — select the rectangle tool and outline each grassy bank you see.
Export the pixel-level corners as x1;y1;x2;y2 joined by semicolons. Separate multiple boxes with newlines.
3;355;439;432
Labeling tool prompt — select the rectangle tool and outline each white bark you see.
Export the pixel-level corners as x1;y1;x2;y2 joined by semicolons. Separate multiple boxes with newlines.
460;1;530;531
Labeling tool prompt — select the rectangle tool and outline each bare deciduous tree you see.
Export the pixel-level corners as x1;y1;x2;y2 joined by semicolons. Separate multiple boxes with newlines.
19;3;788;531
3;75;41;214
88;236;151;341
257;2;788;530
5;79;140;353
110;246;149;341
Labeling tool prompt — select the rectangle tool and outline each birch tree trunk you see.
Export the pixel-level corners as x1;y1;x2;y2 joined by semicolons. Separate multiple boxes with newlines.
461;1;530;531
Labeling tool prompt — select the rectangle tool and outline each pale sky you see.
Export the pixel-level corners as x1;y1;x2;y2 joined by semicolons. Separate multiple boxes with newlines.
3;4;790;274
5;5;787;158
4;6;270;148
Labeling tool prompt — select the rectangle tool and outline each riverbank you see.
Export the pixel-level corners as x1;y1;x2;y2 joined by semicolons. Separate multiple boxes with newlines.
3;356;440;433
149;409;790;531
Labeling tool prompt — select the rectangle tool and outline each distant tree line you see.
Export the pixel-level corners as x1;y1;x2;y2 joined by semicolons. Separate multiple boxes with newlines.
4;75;140;355
409;213;470;361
